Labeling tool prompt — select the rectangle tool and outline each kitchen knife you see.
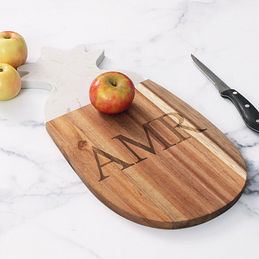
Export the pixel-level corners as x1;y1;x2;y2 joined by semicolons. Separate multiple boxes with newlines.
191;54;259;133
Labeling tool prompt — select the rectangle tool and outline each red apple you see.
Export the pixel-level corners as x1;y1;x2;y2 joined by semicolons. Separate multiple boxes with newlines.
0;63;21;100
0;31;27;68
89;72;135;114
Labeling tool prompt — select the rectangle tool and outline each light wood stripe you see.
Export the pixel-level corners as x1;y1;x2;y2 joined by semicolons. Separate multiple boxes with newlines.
136;81;246;180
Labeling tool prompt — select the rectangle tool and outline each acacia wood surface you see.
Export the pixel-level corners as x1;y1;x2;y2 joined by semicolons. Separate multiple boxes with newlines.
46;80;247;229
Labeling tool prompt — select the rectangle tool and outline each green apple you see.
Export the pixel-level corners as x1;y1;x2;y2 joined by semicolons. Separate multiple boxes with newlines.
0;31;27;68
0;63;21;100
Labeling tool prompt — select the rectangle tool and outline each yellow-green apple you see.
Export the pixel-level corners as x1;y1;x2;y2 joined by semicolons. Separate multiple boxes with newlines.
0;31;27;68
89;72;135;114
0;63;21;100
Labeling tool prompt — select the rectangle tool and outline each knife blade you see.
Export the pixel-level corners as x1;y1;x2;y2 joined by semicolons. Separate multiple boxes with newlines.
191;54;259;133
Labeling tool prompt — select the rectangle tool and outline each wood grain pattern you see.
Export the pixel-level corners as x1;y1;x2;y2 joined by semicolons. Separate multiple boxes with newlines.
46;80;247;229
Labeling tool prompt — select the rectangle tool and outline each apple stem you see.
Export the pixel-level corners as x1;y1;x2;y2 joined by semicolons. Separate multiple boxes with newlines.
0;68;3;72
109;79;117;87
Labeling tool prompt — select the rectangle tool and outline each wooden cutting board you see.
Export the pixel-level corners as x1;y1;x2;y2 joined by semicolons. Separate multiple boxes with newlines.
18;46;247;228
46;79;247;229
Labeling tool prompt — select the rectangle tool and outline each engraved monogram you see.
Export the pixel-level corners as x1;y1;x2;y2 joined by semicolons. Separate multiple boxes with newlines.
80;112;206;182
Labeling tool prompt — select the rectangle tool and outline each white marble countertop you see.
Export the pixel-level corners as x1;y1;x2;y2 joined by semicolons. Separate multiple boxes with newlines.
1;0;259;258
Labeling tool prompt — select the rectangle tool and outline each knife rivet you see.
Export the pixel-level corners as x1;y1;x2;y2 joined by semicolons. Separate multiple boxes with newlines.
256;119;259;123
233;91;238;95
245;104;250;108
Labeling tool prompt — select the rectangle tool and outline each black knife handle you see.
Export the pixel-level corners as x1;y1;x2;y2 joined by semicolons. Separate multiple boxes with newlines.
220;89;259;133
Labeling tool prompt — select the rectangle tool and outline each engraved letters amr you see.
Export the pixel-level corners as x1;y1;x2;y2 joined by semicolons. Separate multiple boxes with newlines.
85;112;206;181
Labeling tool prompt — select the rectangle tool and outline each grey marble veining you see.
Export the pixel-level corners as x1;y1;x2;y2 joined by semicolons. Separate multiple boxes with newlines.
0;0;259;258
